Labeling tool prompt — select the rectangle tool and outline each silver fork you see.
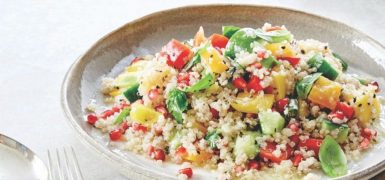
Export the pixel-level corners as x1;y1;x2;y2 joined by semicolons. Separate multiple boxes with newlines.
47;147;84;180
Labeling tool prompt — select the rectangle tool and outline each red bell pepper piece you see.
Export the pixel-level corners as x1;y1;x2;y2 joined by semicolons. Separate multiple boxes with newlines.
336;102;354;119
279;57;300;67
210;34;229;49
299;138;323;156
162;39;192;70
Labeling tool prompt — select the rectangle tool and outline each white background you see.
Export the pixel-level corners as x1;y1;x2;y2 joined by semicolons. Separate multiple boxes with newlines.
0;0;384;179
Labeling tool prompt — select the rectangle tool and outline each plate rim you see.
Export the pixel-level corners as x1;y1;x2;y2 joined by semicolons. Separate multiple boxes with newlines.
61;4;385;180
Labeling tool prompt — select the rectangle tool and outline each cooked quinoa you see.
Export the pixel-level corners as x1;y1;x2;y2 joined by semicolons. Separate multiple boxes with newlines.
86;23;383;179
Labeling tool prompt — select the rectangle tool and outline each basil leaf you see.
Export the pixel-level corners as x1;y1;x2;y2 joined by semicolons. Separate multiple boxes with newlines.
166;88;188;124
319;136;348;178
224;28;258;59
261;55;280;69
222;25;241;38
205;130;221;149
184;73;214;93
255;29;293;43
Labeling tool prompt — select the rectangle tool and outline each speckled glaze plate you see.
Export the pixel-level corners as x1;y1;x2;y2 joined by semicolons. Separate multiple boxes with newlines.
61;5;385;180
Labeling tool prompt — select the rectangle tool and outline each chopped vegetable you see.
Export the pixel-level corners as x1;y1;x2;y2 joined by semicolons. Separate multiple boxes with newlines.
166;88;188;123
123;83;141;102
265;42;295;57
308;76;342;110
224;28;258;59
231;93;275;113
205;130;221;149
210;33;229;49
113;108;130;124
272;71;287;100
184;73;214;92
261;55;280;69
163;39;193;70
234;131;259;159
255;28;293;43
222;25;240;38
319;136;348;177
259;110;285;135
200;48;228;73
308;54;339;80
130;103;160;126
295;73;322;99
321;120;349;143
285;99;298;119
332;52;348;72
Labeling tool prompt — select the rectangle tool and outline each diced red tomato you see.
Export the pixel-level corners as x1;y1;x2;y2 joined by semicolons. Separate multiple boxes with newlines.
232;77;247;90
257;51;266;59
177;72;190;86
132;123;147;133
360;138;371;149
210;108;219;119
279;57;300;67
154;149;166;161
179;168;193;178
370;81;380;92
210;34;229;49
266;26;282;32
163;39;192;70
247;76;263;92
288;123;299;134
155;105;169;117
176;146;188;158
299;138;323;156
336;102;354;119
264;86;274;94
290;135;300;146
109;129;122;141
147;145;155;157
247;160;261;170
259;142;292;164
86;114;98;125
148;88;159;100
292;154;303;167
131;57;142;64
275;98;289;114
361;128;377;140
328;111;345;121
100;110;115;119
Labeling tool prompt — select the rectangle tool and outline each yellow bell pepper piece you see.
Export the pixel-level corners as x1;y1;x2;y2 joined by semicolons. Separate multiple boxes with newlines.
265;42;295;57
272;72;286;100
184;150;212;164
200;48;228;73
108;89;121;97
354;90;381;127
130;103;160;126
125;61;148;72
231;93;275;113
308;76;342;110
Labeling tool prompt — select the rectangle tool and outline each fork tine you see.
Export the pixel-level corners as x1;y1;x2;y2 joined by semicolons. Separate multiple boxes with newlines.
56;148;64;180
70;147;84;180
63;147;74;180
47;150;54;180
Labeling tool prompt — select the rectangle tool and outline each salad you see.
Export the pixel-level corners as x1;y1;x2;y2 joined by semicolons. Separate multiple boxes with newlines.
85;23;382;179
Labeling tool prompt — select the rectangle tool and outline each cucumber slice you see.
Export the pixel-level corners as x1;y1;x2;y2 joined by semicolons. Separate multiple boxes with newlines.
222;25;241;38
319;136;348;177
224;28;258;59
261;55;280;69
332;52;348;72
259;110;285;135
308;54;339;80
295;73;322;99
123;83;140;102
233;131;259;159
321;120;349;143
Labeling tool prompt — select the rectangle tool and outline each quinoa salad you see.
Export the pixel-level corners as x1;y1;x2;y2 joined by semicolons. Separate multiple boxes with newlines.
85;23;383;179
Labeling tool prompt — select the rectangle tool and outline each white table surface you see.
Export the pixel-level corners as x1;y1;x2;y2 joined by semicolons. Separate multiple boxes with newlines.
1;0;384;179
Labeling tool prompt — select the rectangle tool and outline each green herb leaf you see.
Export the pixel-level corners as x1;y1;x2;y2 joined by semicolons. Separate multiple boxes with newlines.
319;136;348;177
295;73;322;99
184;73;214;93
183;43;209;71
166;88;188;124
224;28;258;59
255;29;293;43
261;55;280;69
205;130;221;149
113;108;130;124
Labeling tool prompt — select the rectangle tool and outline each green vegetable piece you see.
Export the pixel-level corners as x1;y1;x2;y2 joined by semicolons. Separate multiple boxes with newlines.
255;29;293;43
284;99;298;119
319;136;348;177
233;131;259;159
259;111;285;135
205;130;221;149
332;52;348;72
123;83;141;102
184;73;214;93
261;55;280;69
222;25;241;38
308;54;339;80
224;28;258;59
113;108;130;124
295;73;322;99
166;88;188;124
183;43;209;71
321;120;349;143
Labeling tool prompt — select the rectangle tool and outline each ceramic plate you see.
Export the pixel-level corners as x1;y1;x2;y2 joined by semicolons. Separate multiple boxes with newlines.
61;5;385;179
